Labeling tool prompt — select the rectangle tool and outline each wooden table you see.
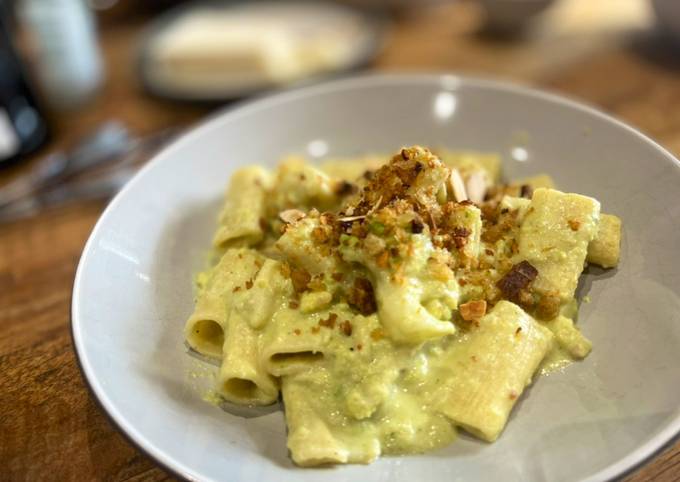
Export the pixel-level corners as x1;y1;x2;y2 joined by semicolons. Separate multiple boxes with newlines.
1;2;678;480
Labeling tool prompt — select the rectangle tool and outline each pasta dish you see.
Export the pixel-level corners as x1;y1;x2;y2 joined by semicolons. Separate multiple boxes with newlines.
184;146;621;465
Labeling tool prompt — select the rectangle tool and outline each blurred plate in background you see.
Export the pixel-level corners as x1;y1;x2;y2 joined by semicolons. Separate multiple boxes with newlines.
138;0;386;101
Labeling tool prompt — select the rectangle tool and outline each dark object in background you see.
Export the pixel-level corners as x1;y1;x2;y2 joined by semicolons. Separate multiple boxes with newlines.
0;11;48;167
478;0;555;36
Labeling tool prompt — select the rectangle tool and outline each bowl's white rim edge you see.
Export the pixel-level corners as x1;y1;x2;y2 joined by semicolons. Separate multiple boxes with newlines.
71;72;680;482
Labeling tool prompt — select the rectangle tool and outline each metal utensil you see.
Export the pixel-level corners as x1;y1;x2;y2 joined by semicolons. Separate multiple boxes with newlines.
0;121;178;222
0;121;132;208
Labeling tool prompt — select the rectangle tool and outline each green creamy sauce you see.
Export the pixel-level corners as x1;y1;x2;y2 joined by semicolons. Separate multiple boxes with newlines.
539;348;573;375
282;300;582;457
196;222;589;459
196;209;588;458
287;330;459;455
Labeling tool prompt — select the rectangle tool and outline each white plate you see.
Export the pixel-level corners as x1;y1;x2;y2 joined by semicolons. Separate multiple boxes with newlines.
138;1;385;101
72;74;680;482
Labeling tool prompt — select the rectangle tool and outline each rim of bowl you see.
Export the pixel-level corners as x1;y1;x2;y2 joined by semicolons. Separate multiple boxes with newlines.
71;72;680;482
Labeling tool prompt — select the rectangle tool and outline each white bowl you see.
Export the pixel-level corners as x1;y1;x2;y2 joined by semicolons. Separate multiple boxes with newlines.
72;74;680;482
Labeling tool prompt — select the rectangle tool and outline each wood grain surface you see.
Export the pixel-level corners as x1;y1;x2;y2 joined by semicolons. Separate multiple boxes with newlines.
1;2;679;481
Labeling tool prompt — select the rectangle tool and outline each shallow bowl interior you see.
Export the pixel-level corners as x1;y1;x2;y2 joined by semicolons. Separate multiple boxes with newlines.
72;74;680;482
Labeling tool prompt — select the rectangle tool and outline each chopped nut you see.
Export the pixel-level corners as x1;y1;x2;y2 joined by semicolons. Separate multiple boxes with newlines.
364;234;386;256
348;277;377;315
340;320;353;336
290;267;311;293
451;226;470;250
311;226;329;243
293;329;301;335
449;168;468;202
568;219;581;231
376;251;390;268
288;300;299;309
319;212;334;225
300;290;332;312
453;236;467;249
319;313;338;328
411;218;425;234
459;300;487;321
517;288;534;307
279;209;306;224
280;262;291;278
465;171;487;204
497;261;538;301
245;280;253;290
535;292;561;320
481;208;519;244
453;227;470;237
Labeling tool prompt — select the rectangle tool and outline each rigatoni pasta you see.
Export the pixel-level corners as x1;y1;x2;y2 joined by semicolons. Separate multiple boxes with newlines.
432;300;553;442
184;145;622;466
213;167;271;248
219;312;279;405
185;248;263;358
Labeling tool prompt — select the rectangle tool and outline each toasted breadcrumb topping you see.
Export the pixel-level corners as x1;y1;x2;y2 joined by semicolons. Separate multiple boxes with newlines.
274;145;556;329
